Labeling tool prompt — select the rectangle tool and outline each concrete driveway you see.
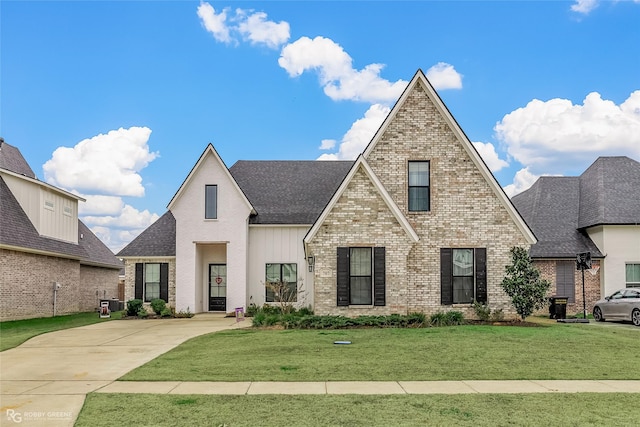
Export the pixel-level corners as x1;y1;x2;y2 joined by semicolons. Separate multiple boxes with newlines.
0;314;248;426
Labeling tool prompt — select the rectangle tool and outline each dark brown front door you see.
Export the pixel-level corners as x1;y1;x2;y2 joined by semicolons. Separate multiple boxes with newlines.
209;264;227;311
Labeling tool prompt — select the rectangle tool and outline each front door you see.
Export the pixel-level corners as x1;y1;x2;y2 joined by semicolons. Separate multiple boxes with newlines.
209;264;227;311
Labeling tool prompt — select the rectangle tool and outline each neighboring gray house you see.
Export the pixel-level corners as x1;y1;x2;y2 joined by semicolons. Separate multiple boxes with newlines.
119;70;536;318
0;140;122;320
512;156;640;314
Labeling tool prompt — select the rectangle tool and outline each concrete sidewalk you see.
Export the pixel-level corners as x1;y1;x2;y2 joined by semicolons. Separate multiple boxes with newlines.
0;313;248;426
93;379;640;395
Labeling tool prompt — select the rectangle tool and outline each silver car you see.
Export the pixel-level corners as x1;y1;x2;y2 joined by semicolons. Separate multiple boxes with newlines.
593;288;640;326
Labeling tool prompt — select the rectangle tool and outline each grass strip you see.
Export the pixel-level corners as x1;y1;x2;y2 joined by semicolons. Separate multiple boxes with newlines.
122;324;640;381
0;311;122;351
76;393;640;427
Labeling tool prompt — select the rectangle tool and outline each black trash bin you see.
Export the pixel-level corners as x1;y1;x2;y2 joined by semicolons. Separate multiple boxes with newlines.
549;296;568;320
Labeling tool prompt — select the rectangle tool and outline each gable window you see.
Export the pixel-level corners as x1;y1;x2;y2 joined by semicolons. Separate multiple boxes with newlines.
408;161;430;212
44;200;55;211
205;185;217;219
555;261;575;302
135;263;169;303
266;263;297;302
337;247;385;306
626;263;640;288
440;248;487;305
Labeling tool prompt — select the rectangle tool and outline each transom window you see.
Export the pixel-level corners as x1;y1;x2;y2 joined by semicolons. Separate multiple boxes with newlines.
266;263;297;302
626;263;640;288
205;185;217;219
408;161;430;212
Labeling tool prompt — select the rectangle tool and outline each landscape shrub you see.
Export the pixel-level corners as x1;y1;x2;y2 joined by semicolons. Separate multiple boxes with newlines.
246;303;258;317
174;307;194;318
252;312;435;329
160;307;174;318
126;299;143;317
150;299;166;315
137;306;149;319
491;309;505;321
472;300;492;321
430;311;465;327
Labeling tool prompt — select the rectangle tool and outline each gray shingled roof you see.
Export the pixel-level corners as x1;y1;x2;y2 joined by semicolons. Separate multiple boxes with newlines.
511;156;640;259
229;160;353;224
0;140;36;178
578;156;640;228
117;211;176;257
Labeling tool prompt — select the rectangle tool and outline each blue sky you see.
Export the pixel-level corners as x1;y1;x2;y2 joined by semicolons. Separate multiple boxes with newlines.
2;0;639;252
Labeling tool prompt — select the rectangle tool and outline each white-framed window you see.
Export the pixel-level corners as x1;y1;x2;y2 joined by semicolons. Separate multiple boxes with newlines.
408;161;430;212
44;200;55;211
63;205;73;216
144;263;161;302
265;263;297;302
626;263;640;288
205;185;217;219
350;247;373;305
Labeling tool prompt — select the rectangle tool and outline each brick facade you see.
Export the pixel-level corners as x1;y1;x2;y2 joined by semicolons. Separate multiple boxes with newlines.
122;258;176;309
534;259;601;316
309;80;532;319
0;248;119;321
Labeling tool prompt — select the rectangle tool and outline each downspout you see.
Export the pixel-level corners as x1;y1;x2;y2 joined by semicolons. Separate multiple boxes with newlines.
53;282;61;316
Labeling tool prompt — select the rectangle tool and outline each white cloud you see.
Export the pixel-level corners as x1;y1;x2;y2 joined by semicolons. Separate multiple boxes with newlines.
237;10;290;49
82;204;159;229
279;36;408;103
197;3;289;49
571;0;599;14
43;126;157;197
495;91;640;175
503;167;541;197
426;63;463;90
318;104;390;160
77;194;125;216
472;142;509;172
319;139;336;150
197;2;232;44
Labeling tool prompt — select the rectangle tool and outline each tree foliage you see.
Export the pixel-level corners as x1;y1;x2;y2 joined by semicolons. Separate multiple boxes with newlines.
501;247;551;321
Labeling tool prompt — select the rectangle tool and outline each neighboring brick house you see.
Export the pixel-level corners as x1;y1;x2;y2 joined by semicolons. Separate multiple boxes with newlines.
0;140;122;321
119;69;536;318
512;156;640;315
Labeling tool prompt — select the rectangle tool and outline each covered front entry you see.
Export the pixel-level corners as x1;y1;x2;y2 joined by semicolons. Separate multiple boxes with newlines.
209;264;227;311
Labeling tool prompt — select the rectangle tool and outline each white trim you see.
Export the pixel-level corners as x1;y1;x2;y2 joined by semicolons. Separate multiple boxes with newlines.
119;256;176;260
0;169;85;202
167;144;255;215
304;156;419;245
363;69;536;245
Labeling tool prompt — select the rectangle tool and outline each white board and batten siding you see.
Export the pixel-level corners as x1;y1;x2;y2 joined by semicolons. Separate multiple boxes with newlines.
248;225;314;309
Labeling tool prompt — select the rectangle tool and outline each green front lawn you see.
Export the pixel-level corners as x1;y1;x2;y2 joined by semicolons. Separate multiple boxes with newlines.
123;323;640;381
76;393;640;427
0;311;122;351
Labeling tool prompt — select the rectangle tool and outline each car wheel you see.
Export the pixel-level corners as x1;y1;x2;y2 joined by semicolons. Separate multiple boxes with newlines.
593;306;605;322
632;309;640;327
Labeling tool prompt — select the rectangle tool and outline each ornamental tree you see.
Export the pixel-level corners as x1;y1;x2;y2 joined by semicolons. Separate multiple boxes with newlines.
501;247;551;321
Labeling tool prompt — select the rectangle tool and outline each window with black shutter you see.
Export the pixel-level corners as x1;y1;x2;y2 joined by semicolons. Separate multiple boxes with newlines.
135;262;169;303
336;246;386;306
441;248;487;305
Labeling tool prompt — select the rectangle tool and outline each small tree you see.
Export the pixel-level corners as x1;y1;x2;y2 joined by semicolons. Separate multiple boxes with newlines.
501;247;551;321
265;279;302;314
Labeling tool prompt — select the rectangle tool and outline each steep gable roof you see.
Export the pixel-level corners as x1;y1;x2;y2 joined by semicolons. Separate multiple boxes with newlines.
168;144;255;214
230;160;353;224
117;211;176;257
0;140;36;178
364;69;536;244
578;156;640;228
304;156;419;245
511;176;603;259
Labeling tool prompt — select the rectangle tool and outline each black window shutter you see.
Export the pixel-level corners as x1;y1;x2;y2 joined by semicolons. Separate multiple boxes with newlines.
337;247;349;306
475;248;487;304
160;263;169;303
135;263;144;300
440;248;453;305
373;247;386;306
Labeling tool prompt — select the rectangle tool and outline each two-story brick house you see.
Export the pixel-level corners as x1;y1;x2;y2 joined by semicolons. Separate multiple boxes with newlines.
0;140;122;320
119;70;536;317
